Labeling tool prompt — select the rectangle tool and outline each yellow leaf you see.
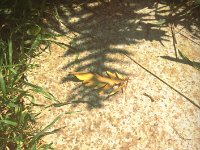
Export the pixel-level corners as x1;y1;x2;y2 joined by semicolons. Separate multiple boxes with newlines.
96;74;122;86
99;91;104;95
102;84;111;90
84;81;95;87
99;84;112;95
106;71;117;79
71;72;94;82
109;85;123;96
116;72;125;79
94;83;107;89
83;79;107;89
70;71;128;96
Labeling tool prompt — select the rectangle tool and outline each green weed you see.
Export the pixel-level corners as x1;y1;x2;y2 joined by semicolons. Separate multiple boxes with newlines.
0;0;68;149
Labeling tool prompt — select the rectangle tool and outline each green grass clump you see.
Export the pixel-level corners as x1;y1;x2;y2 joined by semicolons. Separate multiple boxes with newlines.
0;0;65;149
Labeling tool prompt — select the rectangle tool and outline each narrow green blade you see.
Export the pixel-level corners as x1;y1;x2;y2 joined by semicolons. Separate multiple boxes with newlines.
23;80;56;101
0;119;17;126
0;70;6;96
8;40;13;64
31;115;61;143
178;50;191;62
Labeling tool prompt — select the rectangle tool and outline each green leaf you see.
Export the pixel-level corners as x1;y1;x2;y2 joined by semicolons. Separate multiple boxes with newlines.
22;80;56;101
27;24;41;36
0;119;17;126
29;35;40;54
30;115;61;144
30;111;80;148
19;111;28;125
178;50;200;71
8;40;13;64
151;19;166;25
0;70;6;96
14;134;23;150
178;50;191;62
192;62;200;71
8;67;17;74
7;102;19;113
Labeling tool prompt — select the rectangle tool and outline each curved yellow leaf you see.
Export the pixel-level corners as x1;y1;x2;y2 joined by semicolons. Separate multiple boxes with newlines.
70;71;128;96
99;84;112;95
96;74;122;86
84;80;107;89
71;72;94;82
106;71;117;79
109;86;122;96
94;83;107;89
102;84;111;90
84;81;95;87
99;90;105;95
116;72;125;79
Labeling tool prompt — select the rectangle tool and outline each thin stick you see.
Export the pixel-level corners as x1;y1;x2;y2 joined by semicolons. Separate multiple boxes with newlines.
179;32;200;46
125;54;200;110
171;125;192;140
143;93;155;102
170;24;178;58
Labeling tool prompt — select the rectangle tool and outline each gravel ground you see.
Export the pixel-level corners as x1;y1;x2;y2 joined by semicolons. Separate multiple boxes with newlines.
26;1;200;149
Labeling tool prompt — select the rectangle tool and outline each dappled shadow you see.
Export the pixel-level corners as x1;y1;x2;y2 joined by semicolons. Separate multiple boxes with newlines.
45;0;199;109
155;0;200;37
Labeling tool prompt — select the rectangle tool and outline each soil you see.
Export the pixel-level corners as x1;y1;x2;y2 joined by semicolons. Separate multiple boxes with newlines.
26;1;200;149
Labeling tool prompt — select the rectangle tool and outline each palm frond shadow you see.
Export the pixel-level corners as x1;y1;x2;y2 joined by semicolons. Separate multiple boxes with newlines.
47;84;106;109
155;0;200;37
45;0;200;109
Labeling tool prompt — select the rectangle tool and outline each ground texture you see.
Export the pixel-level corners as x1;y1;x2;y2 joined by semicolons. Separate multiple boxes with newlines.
26;1;200;149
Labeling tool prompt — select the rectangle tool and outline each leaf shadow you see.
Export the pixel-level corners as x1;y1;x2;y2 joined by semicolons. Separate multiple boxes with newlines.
45;0;200;109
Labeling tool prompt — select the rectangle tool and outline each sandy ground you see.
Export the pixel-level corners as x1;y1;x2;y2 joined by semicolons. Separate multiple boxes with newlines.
26;1;200;149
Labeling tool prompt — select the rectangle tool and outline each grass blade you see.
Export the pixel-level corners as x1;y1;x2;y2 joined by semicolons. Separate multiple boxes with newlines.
30;115;61;144
178;50;191;62
30;111;80;148
22;80;56;101
178;50;200;70
0;70;6;96
28;35;40;54
8;40;13;64
0;119;17;126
